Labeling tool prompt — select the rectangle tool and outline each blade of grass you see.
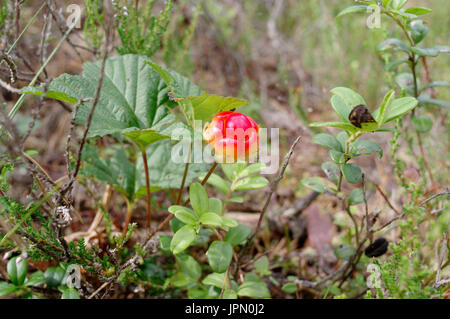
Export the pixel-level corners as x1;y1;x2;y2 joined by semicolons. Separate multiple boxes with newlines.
0;2;46;69
8;13;80;119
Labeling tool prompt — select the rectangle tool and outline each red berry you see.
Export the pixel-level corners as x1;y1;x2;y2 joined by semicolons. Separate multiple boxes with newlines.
203;111;259;163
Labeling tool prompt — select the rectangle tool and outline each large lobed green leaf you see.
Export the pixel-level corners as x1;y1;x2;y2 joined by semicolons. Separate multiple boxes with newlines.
81;145;136;201
188;93;248;123
148;61;248;126
122;128;170;151
146;60;202;99
22;55;173;137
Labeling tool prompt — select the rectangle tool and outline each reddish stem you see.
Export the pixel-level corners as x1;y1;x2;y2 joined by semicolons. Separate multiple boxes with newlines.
176;144;192;205
142;150;152;228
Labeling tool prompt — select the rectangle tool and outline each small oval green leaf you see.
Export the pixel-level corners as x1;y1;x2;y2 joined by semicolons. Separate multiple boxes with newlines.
202;273;226;288
199;213;223;227
348;188;364;206
176;254;202;281
221;216;239;228
341;164;362;184
170;225;197;255
233;176;269;191
189;182;209;214
237;281;270;298
206;241;233;273
7;257;27;286
412;114;433;133
168;205;198;225
61;287;80;299
44;266;66;288
302;177;328;193
312;134;343;152
225;225;251;246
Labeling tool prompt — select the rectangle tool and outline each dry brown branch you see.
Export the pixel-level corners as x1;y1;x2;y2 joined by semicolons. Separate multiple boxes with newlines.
420;188;450;207
375;184;401;215
253;135;302;235
434;232;449;288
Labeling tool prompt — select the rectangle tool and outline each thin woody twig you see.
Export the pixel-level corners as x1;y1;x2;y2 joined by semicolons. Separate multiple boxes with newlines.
88;281;110;299
292;261;348;289
372;212;405;233
253;135;302;236
362;174;372;243
62;22;114;197
420;188;449;206
65;98;91;183
71;62;106;180
337;235;369;287
21;82;48;145
0;77;21;93
344;203;360;247
434;232;449;288
234;136;301;278
14;0;20;39
17;230;63;261
375;184;401;215
38;8;51;79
